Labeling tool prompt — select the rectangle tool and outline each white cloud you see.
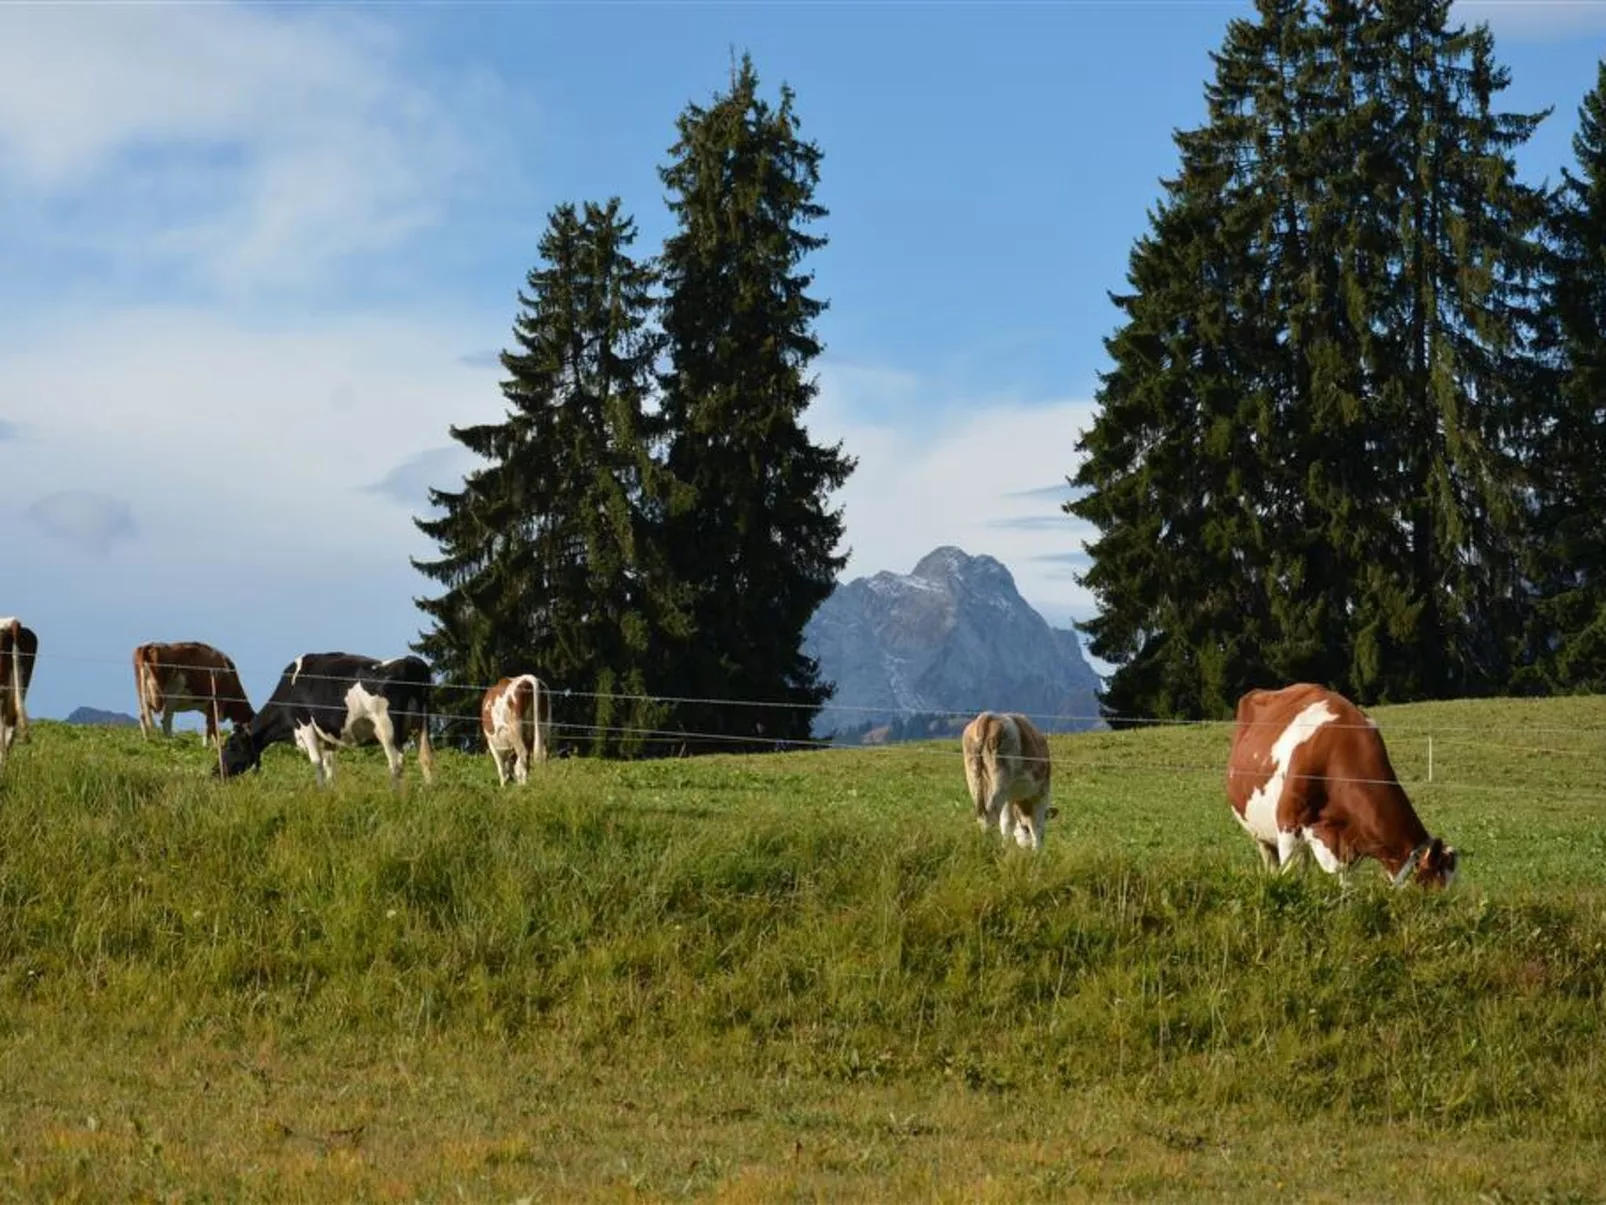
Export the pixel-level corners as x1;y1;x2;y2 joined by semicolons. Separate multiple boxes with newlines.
1453;0;1606;40
809;369;1101;627
0;306;507;565
0;3;504;295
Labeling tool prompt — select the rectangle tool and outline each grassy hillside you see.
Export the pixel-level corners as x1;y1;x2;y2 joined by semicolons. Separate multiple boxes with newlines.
1;696;1604;1200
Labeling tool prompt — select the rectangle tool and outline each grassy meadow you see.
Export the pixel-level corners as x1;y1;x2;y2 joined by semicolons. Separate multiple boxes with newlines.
1;696;1605;1201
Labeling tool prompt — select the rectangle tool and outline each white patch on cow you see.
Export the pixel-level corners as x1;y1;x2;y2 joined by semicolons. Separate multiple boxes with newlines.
1305;829;1344;875
290;684;403;787
343;682;386;742
1236;701;1338;846
291;655;306;685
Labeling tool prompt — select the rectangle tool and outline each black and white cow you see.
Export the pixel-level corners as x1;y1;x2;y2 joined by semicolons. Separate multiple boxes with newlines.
217;652;436;787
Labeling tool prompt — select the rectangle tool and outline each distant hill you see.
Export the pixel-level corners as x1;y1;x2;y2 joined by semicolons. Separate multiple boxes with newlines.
803;546;1104;743
65;707;139;728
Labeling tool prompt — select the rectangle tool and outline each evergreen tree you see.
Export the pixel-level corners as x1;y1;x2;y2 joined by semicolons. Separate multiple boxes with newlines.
1332;0;1548;701
413;199;684;756
1069;0;1549;719
656;54;854;751
1069;0;1331;721
1529;60;1606;690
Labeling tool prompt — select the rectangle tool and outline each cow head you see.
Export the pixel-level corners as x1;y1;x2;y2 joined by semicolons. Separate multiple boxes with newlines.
224;700;256;728
215;728;262;779
1392;837;1459;889
1009;803;1061;850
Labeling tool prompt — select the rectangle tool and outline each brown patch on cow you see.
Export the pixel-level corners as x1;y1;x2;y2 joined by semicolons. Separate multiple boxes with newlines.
134;641;255;747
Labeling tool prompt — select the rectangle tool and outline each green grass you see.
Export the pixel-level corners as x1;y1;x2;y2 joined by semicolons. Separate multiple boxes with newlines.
1;696;1605;1200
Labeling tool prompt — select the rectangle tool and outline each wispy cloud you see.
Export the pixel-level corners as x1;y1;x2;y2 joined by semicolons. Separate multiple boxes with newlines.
0;4;513;298
1003;482;1078;502
457;350;503;370
367;445;481;512
986;514;1076;532
0;417;18;441
26;490;137;556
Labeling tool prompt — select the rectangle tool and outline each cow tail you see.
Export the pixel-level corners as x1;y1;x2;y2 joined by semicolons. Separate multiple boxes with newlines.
7;620;24;744
416;686;436;785
133;646;147;736
516;676;539;763
134;645;160;739
964;714;994;821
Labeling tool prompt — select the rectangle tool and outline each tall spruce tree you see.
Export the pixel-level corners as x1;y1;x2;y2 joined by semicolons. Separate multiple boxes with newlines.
1069;0;1549;719
1332;0;1549;701
656;54;854;750
1068;0;1330;721
1529;60;1606;690
413;199;683;756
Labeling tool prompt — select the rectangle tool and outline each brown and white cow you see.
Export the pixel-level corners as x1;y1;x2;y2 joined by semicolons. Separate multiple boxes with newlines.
480;674;553;786
961;710;1059;850
134;641;255;748
1226;683;1458;888
0;617;38;772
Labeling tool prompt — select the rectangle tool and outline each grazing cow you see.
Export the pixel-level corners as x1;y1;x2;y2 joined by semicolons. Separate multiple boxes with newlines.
0;617;38;771
1226;683;1458;888
480;674;553;786
961;710;1059;850
217;653;435;788
134;641;255;747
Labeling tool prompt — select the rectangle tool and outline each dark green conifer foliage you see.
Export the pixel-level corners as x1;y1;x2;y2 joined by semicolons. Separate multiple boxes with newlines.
1069;0;1549;719
1530;60;1606;691
656;54;854;750
413;200;683;756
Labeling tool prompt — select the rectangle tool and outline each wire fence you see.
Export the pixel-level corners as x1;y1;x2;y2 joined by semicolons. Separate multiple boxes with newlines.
6;645;1606;800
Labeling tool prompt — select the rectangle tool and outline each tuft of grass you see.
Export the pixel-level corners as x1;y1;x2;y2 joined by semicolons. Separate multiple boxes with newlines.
0;696;1603;1198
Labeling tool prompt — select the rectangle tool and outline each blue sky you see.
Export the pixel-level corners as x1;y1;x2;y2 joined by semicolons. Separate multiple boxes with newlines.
1;0;1602;721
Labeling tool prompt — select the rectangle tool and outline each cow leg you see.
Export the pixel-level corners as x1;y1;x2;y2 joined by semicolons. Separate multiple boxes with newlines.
1013;803;1040;850
1255;841;1280;871
371;713;404;787
489;745;509;787
295;725;328;788
1307;831;1353;891
1275;829;1310;875
510;718;531;785
993;792;1019;843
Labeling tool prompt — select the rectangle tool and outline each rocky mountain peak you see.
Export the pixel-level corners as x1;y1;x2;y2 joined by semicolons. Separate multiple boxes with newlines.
804;547;1103;742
